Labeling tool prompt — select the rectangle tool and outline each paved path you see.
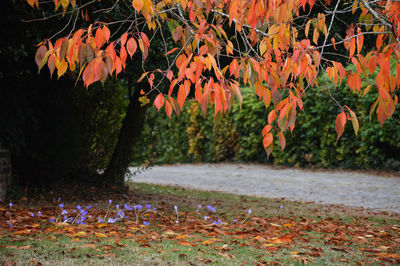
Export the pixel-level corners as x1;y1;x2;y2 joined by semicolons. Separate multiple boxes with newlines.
128;164;400;213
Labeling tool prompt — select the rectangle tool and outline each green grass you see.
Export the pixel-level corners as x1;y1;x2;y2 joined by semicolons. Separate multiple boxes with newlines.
0;182;399;265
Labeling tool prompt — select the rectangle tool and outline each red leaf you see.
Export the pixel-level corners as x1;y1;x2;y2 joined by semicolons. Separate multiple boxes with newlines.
126;38;137;59
335;111;346;141
154;94;165;111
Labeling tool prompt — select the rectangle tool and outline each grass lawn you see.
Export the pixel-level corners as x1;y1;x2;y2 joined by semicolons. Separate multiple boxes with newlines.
0;182;399;265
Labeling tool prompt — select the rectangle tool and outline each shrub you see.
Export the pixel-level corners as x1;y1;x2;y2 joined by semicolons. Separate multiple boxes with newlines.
134;66;400;171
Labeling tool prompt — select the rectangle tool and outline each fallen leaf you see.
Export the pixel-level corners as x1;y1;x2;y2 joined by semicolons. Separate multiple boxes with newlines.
284;223;295;227
81;244;97;249
46;235;57;241
74;231;87;238
98;253;115;258
95;232;107;238
96;223;108;228
18;245;31;250
178;253;187;259
178;240;192;246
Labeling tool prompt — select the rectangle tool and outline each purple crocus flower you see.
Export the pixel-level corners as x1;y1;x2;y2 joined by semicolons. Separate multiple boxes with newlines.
124;204;132;211
107;218;117;224
143;221;150;226
206;205;216;212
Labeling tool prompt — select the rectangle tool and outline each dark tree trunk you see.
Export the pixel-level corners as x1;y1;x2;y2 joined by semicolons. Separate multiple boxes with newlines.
103;85;147;187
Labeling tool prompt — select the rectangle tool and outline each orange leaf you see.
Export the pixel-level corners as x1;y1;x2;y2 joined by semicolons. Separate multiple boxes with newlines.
268;110;277;124
165;47;178;55
126;38;137;59
141;32;150;48
349;38;356;59
120;33;128;46
166;70;173;81
335;111;346;141
248;0;257;29
177;84;186;108
173;26;183;42
263;133;273;149
154;94;165;111
95;27;105;48
396;63;400;88
178;240;192;246
262;125;272;137
165;100;173;118
278;131;286;151
331;37;336;50
103;26;110;42
132;0;144;12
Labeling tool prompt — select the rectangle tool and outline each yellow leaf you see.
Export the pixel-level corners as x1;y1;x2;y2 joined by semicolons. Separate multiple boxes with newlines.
259;38;267;57
202;239;215;246
56;222;69;227
162;230;177;236
268;238;283;244
95;232;107;238
305;20;311;38
263;243;275;247
96;223;108;228
57;59;68;78
74;231;87;238
283;223;294;227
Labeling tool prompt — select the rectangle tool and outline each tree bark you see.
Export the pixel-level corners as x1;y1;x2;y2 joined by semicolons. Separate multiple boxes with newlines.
103;85;147;187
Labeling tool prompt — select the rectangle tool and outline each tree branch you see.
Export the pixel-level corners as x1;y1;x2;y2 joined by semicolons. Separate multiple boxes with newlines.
360;0;392;29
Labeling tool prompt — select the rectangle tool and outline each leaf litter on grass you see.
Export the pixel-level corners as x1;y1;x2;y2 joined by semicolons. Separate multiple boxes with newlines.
0;183;399;265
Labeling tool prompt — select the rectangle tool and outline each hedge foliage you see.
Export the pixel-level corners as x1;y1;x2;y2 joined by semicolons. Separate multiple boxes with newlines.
134;68;400;171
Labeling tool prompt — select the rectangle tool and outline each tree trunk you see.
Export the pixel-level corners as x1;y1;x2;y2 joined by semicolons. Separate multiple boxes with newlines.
103;85;147;187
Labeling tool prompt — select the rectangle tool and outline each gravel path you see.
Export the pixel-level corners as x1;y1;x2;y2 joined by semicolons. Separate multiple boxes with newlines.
128;164;400;213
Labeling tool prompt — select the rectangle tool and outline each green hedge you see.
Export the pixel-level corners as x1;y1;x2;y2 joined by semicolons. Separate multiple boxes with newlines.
133;68;400;171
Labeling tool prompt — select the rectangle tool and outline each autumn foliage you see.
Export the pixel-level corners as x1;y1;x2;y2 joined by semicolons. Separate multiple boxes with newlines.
29;0;400;155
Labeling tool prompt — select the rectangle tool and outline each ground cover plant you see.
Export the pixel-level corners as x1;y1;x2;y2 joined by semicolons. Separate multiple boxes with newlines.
1;183;399;265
